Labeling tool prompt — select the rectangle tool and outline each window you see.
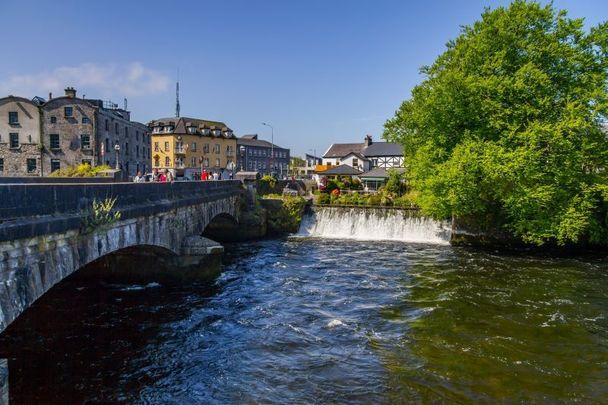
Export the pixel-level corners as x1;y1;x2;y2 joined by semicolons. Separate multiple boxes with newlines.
165;156;170;167
191;142;197;152
154;142;159;152
125;142;129;155
105;119;109;131
214;144;220;154
82;116;90;124
202;128;210;135
0;158;3;172
50;116;57;124
105;138;109;155
203;143;209;153
188;127;197;134
9;133;19;148
203;158;209;167
175;141;184;153
191;157;196;167
82;159;92;166
81;134;91;149
215;158;220;167
115;123;119;134
136;131;139;141
27;158;36;173
125;127;129;138
136;145;140;158
154;157;160;167
352;158;358;167
164;141;169;152
50;134;60;149
248;149;253;156
8;111;18;124
50;159;61;172
64;106;73;117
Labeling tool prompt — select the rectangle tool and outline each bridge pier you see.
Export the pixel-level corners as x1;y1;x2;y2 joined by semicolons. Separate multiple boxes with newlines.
0;359;7;405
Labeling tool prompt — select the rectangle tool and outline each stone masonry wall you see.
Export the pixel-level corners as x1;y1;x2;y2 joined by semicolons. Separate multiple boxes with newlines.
0;192;239;335
0;143;42;177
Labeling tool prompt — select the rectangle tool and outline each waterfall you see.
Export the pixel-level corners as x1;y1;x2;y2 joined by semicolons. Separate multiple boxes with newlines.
297;206;451;244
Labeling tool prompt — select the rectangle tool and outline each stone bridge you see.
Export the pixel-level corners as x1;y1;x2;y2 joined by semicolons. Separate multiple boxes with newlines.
0;180;242;337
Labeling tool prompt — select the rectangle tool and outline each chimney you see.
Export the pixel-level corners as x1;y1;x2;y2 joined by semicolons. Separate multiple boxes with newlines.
48;92;53;100
364;134;372;147
64;87;76;98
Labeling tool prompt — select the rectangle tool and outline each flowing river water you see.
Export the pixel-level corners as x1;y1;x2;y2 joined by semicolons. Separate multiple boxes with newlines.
1;216;608;402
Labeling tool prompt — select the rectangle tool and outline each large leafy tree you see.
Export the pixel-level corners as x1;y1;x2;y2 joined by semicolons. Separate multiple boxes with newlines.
384;1;608;245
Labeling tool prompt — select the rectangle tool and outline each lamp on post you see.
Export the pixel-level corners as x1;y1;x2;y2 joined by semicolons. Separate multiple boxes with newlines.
262;122;274;176
239;145;246;171
114;142;121;171
227;160;236;179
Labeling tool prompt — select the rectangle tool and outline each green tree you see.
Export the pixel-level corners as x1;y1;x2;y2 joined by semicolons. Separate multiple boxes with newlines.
384;1;608;245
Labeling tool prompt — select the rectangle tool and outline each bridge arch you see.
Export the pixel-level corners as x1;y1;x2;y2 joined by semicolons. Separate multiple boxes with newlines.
0;181;242;335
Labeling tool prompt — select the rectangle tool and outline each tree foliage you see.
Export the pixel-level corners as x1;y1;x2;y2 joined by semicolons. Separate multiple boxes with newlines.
384;1;608;245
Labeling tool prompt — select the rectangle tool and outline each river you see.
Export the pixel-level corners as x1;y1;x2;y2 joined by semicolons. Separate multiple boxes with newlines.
1;237;607;403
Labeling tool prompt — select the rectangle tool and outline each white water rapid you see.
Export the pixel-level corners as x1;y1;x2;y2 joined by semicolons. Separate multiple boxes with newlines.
297;206;451;244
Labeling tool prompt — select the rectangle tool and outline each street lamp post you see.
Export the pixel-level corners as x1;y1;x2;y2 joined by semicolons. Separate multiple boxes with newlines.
262;122;274;176
240;145;246;171
114;142;121;171
227;160;236;179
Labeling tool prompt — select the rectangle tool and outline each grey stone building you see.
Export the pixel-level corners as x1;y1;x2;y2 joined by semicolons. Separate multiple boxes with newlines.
41;87;150;177
0;96;43;176
236;134;290;177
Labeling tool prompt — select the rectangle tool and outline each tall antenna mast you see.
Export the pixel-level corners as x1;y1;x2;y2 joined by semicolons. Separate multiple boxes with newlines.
175;68;181;118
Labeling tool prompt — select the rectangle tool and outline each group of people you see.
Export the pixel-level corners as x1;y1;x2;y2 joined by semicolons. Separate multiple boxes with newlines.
132;168;234;183
200;169;233;181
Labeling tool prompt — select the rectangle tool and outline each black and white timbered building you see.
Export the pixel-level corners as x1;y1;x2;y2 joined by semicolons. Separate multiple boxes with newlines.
322;135;403;172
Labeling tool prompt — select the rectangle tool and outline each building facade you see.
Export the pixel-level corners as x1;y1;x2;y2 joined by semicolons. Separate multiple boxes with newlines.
0;96;43;176
290;154;322;177
41;88;150;177
322;135;403;170
237;134;290;176
149;117;237;180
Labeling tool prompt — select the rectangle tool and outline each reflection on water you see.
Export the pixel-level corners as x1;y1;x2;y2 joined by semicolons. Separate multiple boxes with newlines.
0;239;607;402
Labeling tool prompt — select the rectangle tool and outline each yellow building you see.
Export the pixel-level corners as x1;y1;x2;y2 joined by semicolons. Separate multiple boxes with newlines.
149;117;237;179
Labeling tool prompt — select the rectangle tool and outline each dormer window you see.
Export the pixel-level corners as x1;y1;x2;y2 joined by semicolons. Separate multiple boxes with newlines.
152;126;161;133
224;130;233;137
213;129;221;136
202;129;210;135
188;127;197;134
164;126;173;133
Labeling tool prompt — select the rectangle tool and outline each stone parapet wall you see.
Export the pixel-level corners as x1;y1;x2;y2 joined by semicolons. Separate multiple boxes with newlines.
0;180;242;223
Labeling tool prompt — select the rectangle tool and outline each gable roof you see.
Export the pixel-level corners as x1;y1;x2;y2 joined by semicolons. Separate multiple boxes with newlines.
318;164;362;175
322;136;403;159
323;143;365;158
342;151;369;160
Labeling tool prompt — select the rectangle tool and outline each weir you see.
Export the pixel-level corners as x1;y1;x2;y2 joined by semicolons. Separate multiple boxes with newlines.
298;205;451;244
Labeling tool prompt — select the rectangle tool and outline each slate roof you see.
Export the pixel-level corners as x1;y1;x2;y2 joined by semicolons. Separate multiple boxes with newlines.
148;117;233;136
359;167;406;179
362;142;403;157
318;164;362;176
323;137;403;159
323;143;365;158
237;134;287;150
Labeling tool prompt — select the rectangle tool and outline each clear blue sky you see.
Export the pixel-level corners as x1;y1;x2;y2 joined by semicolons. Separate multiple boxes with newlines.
1;0;605;157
